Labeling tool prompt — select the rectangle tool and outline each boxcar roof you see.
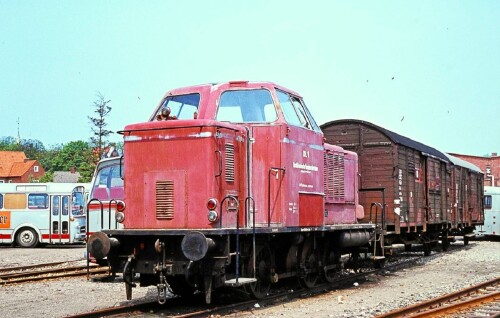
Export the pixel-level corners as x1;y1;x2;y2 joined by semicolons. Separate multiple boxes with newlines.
321;119;449;162
445;153;483;173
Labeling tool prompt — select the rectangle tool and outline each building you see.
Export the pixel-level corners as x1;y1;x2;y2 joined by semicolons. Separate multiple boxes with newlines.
53;166;81;183
0;151;45;183
449;152;500;187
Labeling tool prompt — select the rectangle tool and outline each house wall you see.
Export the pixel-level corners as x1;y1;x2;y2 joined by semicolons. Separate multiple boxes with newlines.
450;153;499;187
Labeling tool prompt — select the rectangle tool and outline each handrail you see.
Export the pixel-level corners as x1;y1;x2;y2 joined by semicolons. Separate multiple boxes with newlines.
86;198;103;279
267;167;285;227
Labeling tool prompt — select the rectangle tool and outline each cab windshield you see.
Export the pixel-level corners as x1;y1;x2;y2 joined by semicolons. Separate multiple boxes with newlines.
91;163;124;201
154;93;200;120
216;89;277;123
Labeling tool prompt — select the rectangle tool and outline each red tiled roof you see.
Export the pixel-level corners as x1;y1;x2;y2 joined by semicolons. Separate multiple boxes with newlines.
9;160;36;177
0;151;30;177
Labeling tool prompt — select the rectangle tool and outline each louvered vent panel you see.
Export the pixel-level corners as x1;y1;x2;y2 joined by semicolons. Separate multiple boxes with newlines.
324;152;335;200
225;144;235;183
333;154;345;200
156;180;174;219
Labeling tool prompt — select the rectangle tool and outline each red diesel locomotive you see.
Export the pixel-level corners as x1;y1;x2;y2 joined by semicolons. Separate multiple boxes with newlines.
87;81;376;303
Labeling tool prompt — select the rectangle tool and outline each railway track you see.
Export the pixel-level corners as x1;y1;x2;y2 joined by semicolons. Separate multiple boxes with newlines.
376;277;500;317
67;252;426;318
0;261;109;286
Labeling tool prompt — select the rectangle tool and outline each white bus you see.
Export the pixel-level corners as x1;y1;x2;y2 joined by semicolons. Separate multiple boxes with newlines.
476;186;500;237
0;183;89;247
87;157;124;237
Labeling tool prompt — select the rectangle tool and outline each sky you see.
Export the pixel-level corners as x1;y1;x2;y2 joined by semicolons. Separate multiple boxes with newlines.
0;1;499;156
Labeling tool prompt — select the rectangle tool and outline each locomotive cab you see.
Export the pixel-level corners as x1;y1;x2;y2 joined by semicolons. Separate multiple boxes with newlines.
87;81;374;304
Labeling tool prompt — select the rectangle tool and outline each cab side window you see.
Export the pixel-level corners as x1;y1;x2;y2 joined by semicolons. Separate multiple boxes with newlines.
276;90;320;131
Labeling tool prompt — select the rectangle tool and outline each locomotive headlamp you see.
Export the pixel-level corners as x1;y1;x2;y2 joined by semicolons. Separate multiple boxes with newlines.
207;198;218;210
208;210;218;222
115;212;125;223
116;200;126;212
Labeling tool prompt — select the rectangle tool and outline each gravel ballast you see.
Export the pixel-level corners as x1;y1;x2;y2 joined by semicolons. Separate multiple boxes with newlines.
0;240;499;318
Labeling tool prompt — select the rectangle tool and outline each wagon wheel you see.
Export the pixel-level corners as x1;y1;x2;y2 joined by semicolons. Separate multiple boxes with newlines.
322;239;341;283
463;236;469;246
16;228;39;248
244;243;273;299
299;238;319;288
423;243;431;256
441;233;450;252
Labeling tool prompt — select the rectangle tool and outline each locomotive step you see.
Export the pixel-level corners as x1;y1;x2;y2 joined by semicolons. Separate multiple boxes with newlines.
224;277;258;287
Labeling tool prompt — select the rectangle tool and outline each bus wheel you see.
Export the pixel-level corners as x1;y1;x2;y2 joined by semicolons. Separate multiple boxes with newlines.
16;228;39;248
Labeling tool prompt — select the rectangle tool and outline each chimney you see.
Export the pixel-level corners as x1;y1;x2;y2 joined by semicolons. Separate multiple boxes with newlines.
70;166;75;174
492;152;498;157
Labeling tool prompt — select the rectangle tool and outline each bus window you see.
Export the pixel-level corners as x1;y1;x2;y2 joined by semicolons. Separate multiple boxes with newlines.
0;194;3;209
5;193;27;209
29;193;48;209
72;192;85;215
92;162;124;201
52;196;60;215
62;196;69;215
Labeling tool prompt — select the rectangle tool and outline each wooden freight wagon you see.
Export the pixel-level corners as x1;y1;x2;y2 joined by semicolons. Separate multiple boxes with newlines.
321;119;455;254
445;153;484;244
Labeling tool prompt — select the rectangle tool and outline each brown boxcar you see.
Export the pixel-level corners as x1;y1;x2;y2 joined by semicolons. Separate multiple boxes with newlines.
445;153;484;244
321;119;483;253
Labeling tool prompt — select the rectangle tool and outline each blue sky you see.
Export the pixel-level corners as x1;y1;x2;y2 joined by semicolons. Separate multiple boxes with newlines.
0;1;498;156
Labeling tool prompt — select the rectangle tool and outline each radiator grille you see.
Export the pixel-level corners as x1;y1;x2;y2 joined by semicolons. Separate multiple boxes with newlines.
156;180;174;219
225;144;235;183
324;153;345;201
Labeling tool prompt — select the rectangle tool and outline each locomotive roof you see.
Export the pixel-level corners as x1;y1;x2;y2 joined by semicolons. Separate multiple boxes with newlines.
321;119;449;162
164;81;303;97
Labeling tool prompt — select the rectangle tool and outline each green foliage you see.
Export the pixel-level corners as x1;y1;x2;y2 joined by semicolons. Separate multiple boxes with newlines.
0;137;96;183
39;171;54;183
0;137;46;160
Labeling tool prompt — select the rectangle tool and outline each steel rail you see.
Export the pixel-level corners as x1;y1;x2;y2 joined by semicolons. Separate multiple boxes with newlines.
375;276;500;318
0;265;108;285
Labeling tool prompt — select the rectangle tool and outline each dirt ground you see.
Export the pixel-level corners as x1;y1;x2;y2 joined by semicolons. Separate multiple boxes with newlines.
0;240;499;318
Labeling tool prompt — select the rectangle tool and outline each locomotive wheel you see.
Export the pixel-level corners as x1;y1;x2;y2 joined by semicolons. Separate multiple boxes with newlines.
322;240;341;283
244;243;272;299
16;228;39;248
168;276;196;297
299;238;319;288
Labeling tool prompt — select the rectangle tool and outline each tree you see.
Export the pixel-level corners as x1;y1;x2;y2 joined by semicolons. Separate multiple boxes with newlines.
40;141;95;182
88;92;113;160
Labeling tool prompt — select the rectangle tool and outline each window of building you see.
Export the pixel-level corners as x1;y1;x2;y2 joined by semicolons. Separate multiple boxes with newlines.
34;166;39;172
484;195;492;209
28;193;49;209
